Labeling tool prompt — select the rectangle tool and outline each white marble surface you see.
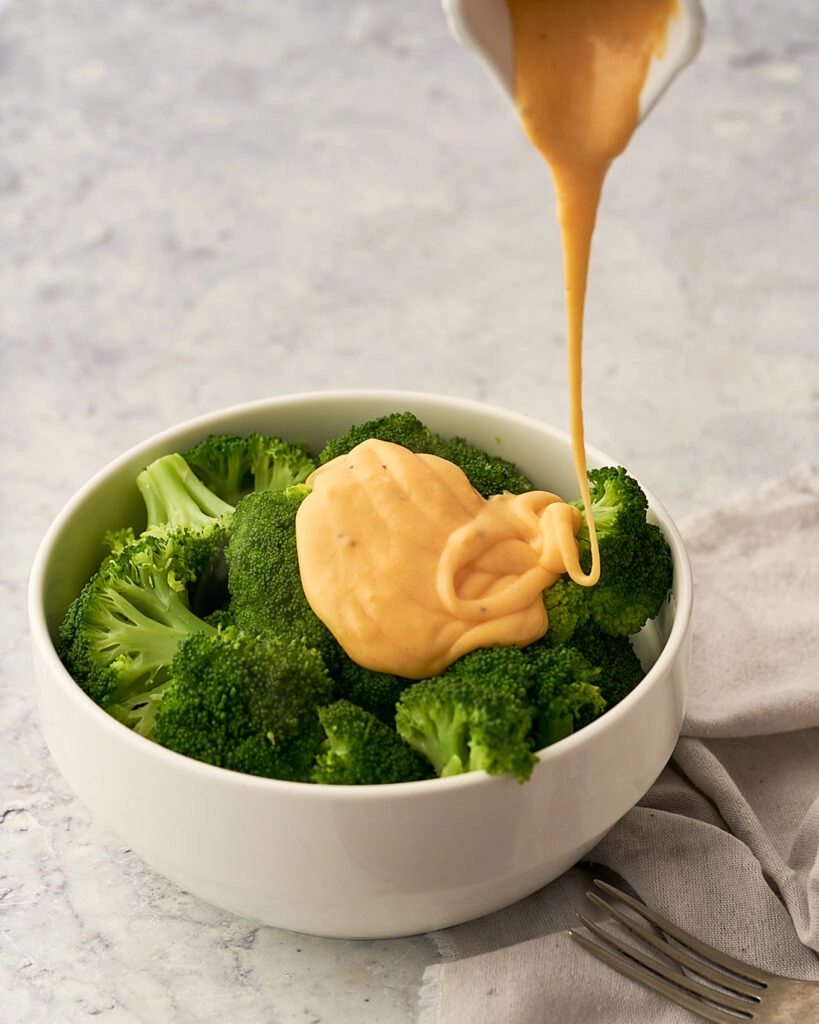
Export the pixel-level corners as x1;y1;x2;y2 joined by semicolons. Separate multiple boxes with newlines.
2;0;817;1021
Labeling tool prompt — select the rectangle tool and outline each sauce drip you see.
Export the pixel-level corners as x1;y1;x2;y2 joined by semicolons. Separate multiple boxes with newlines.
506;0;677;585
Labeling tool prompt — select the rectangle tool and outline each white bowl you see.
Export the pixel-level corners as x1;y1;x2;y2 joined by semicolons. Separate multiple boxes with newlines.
28;390;692;938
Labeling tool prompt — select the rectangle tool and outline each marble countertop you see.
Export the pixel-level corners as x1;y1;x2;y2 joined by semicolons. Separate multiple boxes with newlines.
2;1;816;1021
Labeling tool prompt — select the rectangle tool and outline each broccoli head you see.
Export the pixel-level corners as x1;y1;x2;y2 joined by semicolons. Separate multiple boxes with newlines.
332;651;413;725
58;531;216;711
155;628;332;781
566;622;646;726
182;432;317;506
137;452;235;536
542;576;592;646
59;454;242;731
521;639;606;748
434;434;534;498
541;467;673;642
106;680;172;740
312;700;434;785
318;411;534;498
225;485;340;668
575;467;672;634
395;647;538;782
585;518;674;637
135;452;235;615
395;642;608;781
318;411;440;466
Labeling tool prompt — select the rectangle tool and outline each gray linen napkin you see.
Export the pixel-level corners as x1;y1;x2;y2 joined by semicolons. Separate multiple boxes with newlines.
419;465;819;1024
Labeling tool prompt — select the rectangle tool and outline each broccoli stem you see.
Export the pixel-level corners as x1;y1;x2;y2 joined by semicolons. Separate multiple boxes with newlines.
137;453;234;532
87;573;216;700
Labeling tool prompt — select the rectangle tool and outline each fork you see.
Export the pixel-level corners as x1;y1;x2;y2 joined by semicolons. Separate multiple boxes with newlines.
569;879;819;1023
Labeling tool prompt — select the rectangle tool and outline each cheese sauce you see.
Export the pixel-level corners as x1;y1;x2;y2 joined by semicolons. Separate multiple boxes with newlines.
507;0;677;585
295;0;677;676
296;440;583;678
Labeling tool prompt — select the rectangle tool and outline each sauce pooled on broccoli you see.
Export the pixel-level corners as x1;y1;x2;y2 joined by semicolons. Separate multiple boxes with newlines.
296;439;584;678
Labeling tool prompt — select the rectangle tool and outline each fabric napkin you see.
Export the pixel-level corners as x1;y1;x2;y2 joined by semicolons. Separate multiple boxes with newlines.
419;465;819;1024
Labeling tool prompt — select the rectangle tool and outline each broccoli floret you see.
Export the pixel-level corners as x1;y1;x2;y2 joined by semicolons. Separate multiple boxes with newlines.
103;526;138;558
58;532;217;710
522;640;606;747
106;680;172;740
435;434;534;498
395;643;607;781
136;451;238;618
155;629;332;781
182;432;317;506
395;648;538;782
575;466;648;552
318;412;440;466
225;485;340;669
542;467;673;642
587;521;673;637
542;576;592;646
318;411;534;498
202;606;236;630
574;466;673;636
566;622;646;726
59;454;240;727
333;651;412;724
312;700;434;785
137;452;235;535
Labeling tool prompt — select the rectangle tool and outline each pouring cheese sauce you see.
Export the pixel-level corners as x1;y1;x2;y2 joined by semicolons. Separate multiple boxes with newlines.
296;0;677;677
506;0;678;588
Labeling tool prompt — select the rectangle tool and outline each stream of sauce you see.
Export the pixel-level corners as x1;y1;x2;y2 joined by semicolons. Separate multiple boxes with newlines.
295;0;678;677
506;0;677;586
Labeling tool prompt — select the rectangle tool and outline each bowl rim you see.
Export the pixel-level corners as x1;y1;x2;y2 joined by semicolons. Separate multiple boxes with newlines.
28;388;694;799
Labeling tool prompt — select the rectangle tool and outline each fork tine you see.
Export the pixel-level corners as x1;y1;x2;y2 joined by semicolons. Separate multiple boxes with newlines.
584;890;764;1000
574;912;758;1018
592;879;772;986
569;925;749;1024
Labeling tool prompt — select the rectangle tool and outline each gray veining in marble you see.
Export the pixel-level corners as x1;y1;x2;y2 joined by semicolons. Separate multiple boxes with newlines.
2;0;817;1021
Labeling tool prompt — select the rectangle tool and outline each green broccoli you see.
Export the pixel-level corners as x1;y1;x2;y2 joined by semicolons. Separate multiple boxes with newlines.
106;679;172;740
333;651;413;724
318;411;441;466
522;640;606;748
137;452;235;535
574;466;673;636
566;622;646;726
155;628;332;781
225;485;340;669
395;647;538;782
318;411;534;498
542;466;673;642
182;432;317;506
542;576;592;646
58;453;242;729
58;532;217;711
434;433;534;498
312;700;434;785
58;414;673;789
395;642;608;782
136;451;237;617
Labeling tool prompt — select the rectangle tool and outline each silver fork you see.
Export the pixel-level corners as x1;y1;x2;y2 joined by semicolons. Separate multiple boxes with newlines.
569;879;819;1023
